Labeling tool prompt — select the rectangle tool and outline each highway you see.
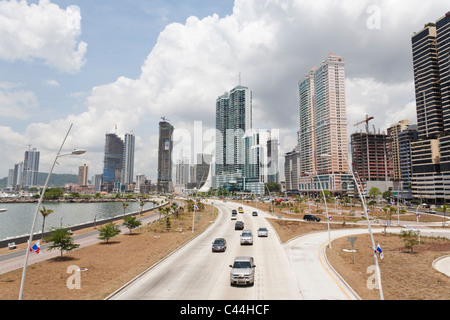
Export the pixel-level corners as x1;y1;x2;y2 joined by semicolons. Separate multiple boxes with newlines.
108;201;303;300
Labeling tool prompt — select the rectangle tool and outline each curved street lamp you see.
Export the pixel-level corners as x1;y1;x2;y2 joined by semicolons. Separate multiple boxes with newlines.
415;203;427;244
305;153;332;250
18;123;85;300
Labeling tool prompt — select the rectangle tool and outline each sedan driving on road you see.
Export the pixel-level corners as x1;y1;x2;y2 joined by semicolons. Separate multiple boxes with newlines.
240;230;253;245
303;214;321;222
229;256;256;286
257;227;268;237
235;221;244;230
212;238;227;252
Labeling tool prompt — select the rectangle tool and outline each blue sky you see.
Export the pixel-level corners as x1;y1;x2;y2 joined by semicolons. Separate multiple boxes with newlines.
0;0;449;183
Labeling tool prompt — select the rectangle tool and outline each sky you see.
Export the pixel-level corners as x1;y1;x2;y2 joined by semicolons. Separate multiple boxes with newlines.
0;0;449;183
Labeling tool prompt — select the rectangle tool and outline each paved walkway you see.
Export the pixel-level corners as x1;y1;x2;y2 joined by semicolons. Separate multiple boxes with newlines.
433;256;450;277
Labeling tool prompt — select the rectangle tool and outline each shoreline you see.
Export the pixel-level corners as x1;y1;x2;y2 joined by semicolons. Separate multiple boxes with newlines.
0;197;159;204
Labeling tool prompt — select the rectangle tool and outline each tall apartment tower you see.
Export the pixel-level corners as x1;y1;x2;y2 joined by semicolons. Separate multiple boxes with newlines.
214;85;252;191
411;12;450;203
78;163;89;186
387;120;411;182
102;133;123;192
297;54;352;195
122;132;135;186
284;148;301;192
157;120;174;193
23;147;40;188
175;157;190;186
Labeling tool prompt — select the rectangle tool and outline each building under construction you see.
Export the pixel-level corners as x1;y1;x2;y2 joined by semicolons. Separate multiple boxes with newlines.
351;116;393;190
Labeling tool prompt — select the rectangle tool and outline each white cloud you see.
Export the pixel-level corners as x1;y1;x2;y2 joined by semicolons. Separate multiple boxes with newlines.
346;78;417;133
1;0;448;180
45;79;60;87
0;0;87;73
0;85;38;119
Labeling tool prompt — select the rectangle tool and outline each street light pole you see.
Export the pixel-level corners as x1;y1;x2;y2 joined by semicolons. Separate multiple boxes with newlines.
305;163;332;249
18;123;85;300
415;203;426;244
336;140;384;300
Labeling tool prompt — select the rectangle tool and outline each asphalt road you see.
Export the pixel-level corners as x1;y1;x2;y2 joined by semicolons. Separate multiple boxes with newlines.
107;201;303;300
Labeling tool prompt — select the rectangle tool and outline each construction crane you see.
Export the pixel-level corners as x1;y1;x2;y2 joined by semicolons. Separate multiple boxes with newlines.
354;115;374;133
161;116;170;122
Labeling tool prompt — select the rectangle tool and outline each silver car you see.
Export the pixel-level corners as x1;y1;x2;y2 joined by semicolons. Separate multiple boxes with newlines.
240;230;253;245
257;227;268;237
229;256;256;286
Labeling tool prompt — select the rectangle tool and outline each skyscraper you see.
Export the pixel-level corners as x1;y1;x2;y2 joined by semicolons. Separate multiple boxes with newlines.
411;12;450;203
213;84;253;191
23;147;40;188
122;132;135;186
157;119;174;193
297;54;352;195
102;133;123;192
78;163;89;186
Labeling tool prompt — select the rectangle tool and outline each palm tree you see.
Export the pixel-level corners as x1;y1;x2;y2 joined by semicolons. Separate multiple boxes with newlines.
122;202;129;215
40;205;54;240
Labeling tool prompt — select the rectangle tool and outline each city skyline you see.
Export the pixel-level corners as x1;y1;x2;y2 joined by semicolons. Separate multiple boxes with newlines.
1;1;449;183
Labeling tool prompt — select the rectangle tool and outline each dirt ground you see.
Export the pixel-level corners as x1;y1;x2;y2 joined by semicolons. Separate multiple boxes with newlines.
1;200;449;300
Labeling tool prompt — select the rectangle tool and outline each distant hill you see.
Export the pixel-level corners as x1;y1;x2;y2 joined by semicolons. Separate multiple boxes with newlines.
0;173;79;188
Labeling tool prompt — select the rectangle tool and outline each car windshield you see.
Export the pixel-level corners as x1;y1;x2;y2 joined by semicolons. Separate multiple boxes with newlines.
214;240;224;245
259;228;267;231
233;261;252;268
242;232;251;236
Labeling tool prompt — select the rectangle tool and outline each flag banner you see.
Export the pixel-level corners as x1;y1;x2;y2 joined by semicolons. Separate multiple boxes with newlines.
416;212;420;217
30;240;40;254
373;244;383;259
194;205;199;210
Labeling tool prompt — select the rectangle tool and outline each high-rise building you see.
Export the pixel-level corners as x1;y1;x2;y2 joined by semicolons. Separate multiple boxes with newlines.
297;54;352;195
23;147;40;188
411;12;450;203
7;169;14;189
265;132;279;184
285;148;301;192
214;85;253;192
387;120;411;182
78;163;89;186
157;120;174;193
102;133;123;192
122;132;135;186
398;125;418;195
94;174;103;193
13;162;23;190
351;131;393;183
176;157;190;186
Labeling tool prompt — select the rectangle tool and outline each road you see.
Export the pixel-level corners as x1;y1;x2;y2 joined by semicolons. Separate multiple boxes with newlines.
107;201;303;300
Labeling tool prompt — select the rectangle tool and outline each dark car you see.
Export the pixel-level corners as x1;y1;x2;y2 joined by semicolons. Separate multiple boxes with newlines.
303;214;321;222
252;211;258;216
235;221;244;230
212;238;227;252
